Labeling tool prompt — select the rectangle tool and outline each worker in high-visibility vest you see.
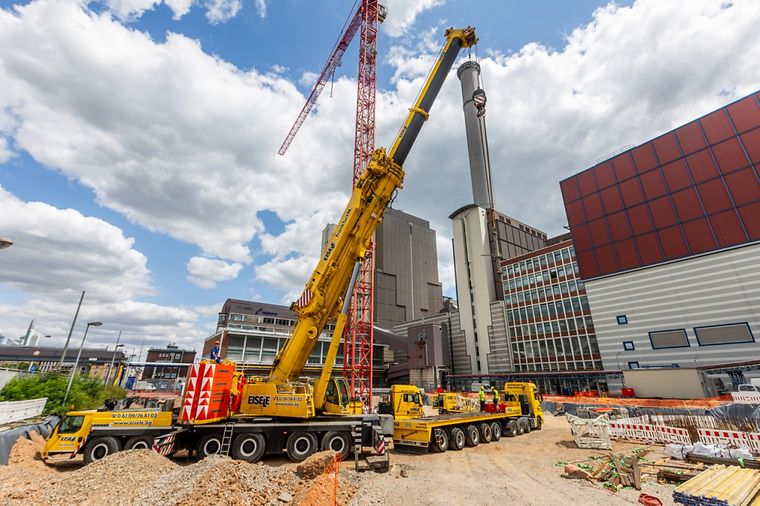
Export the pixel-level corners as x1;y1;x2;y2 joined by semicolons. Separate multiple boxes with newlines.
479;386;486;411
491;386;500;412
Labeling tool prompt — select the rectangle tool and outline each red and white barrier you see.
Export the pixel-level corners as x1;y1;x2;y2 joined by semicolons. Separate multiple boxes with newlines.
655;425;691;445
698;428;749;448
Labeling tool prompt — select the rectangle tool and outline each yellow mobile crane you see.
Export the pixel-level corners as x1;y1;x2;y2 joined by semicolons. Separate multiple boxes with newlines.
239;26;478;420
45;26;478;467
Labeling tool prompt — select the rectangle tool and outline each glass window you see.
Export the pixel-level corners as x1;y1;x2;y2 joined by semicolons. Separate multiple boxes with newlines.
649;329;690;349
617;315;628;325
538;287;545;300
576;317;585;331
581;297;590;311
540;255;548;268
551;321;560;334
528;274;535;286
541;304;549;318
559;320;568;333
261;338;278;362
560;283;569;295
577;280;585;291
526;306;534;320
548;303;557;318
554;251;562;264
555;301;564;316
530;290;538;302
585;316;595;331
567;319;576;332
59;416;85;434
562;248;570;262
563;299;573;314
569;246;575;258
694;323;754;346
553;285;562;298
628;361;640;369
571;297;581;313
543;322;552;335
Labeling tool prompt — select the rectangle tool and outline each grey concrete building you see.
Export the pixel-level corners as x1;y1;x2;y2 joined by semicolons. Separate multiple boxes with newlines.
374;208;444;329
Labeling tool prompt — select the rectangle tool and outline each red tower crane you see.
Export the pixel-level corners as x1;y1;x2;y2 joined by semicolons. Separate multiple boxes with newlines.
278;1;386;411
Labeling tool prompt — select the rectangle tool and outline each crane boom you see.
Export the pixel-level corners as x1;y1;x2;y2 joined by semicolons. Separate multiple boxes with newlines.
277;7;363;156
243;27;478;419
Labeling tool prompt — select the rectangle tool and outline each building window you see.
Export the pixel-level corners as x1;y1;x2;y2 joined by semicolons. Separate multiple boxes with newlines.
616;315;628;325
628;361;640;369
623;341;635;351
649;329;690;349
694;323;754;346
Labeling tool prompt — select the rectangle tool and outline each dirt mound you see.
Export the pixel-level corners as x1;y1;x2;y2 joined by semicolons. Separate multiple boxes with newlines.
297;450;337;480
135;455;301;506
8;431;49;472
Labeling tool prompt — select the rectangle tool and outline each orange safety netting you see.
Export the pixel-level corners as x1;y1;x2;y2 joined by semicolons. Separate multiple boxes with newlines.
296;453;344;506
544;395;731;409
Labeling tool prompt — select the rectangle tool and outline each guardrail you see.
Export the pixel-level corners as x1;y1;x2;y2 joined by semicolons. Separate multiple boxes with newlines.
0;398;47;424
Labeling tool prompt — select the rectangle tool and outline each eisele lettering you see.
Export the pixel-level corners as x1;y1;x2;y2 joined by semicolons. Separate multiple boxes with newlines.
248;395;271;408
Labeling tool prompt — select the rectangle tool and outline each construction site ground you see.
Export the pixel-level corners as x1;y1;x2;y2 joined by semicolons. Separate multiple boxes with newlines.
0;413;678;505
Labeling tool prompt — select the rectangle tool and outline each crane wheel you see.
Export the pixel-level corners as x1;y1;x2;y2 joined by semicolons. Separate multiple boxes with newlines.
464;425;480;447
490;422;502;441
83;436;121;464
321;431;351;460
286;432;318;462
125;436;154;451
478;423;493;443
516;419;526;435
504;420;518;437
232;433;266;463
431;428;449;453
197;433;223;459
535;417;543;430
448;427;466;451
521;418;532;433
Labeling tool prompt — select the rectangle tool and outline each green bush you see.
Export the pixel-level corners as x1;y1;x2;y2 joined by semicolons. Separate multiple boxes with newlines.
0;372;126;416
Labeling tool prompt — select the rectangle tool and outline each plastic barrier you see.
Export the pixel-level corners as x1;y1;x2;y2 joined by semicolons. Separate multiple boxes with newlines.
731;392;760;404
655;425;691;445
697;428;751;448
609;421;690;445
0;398;47;424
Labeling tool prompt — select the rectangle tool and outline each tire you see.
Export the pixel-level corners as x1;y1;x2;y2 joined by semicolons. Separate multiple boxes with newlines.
286;432;318;462
83;436;121;464
534;417;543;431
321;431;351;460
516;419;526;435
431;428;449;453
231;433;266;463
522;418;532;433
465;425;480;447
448;427;465;451
505;420;518;437
196;433;223;459
490;422;502;441
124;436;154;450
478;423;493;443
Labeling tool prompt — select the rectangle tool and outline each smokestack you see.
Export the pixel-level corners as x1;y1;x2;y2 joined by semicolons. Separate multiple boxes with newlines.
457;60;494;209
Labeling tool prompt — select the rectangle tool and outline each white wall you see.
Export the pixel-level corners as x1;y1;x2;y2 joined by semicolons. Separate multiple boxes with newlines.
586;243;760;372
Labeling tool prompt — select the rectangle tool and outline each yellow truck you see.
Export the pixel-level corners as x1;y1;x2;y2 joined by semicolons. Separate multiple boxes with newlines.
42;409;174;464
389;382;543;452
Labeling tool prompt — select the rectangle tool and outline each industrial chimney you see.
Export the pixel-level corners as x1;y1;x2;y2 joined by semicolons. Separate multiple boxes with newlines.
457;60;494;209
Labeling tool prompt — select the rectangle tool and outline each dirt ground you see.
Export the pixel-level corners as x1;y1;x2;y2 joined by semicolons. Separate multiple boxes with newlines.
347;413;677;506
1;415;679;505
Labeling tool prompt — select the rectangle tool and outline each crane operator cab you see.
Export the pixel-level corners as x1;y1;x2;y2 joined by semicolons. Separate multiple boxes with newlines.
323;377;362;415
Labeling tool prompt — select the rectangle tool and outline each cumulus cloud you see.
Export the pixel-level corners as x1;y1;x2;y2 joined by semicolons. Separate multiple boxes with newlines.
0;137;12;163
382;0;445;37
164;0;193;19
2;0;760;312
254;0;266;18
187;256;243;288
205;0;240;23
0;187;215;350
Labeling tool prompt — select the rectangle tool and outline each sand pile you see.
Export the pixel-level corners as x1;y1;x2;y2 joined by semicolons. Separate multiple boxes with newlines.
8;431;49;472
0;446;357;506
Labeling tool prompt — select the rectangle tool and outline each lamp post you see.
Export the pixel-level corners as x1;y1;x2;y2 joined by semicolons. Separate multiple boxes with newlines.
105;331;124;385
62;321;102;406
0;236;12;250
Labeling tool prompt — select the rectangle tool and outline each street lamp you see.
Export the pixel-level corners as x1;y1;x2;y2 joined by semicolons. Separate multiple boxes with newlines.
0;236;12;250
105;330;124;385
62;321;102;406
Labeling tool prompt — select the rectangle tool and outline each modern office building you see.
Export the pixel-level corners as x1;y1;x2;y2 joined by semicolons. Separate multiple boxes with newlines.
205;299;389;383
500;235;605;393
0;344;126;378
561;90;760;385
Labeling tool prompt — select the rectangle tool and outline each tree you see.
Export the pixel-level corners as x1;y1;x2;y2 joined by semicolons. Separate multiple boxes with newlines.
0;372;126;415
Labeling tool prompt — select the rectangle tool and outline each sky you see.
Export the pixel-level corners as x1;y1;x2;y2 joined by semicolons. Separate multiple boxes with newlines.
0;0;758;357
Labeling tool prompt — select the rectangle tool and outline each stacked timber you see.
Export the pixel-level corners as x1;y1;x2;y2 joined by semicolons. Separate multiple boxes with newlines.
673;465;760;506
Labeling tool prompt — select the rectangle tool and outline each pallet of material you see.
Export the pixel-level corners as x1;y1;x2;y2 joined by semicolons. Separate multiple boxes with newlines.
673;465;760;506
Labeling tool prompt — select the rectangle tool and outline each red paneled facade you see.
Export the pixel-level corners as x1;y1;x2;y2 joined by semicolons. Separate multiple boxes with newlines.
561;92;760;279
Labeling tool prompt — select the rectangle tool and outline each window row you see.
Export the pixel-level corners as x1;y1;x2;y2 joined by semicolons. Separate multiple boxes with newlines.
512;335;601;361
222;334;382;367
507;297;592;325
504;279;586;307
503;246;576;278
504;263;581;292
639;323;755;349
510;316;596;342
512;360;603;372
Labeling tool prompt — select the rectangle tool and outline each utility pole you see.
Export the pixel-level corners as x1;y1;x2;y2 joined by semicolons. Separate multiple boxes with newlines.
59;291;85;368
105;331;123;385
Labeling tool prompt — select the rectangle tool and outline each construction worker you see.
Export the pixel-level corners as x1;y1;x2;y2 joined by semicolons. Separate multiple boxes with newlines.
210;339;222;364
479;385;486;411
491;386;499;411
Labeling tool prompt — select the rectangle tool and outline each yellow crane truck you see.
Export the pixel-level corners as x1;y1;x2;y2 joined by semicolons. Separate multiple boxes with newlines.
389;382;543;452
42;409;174;463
